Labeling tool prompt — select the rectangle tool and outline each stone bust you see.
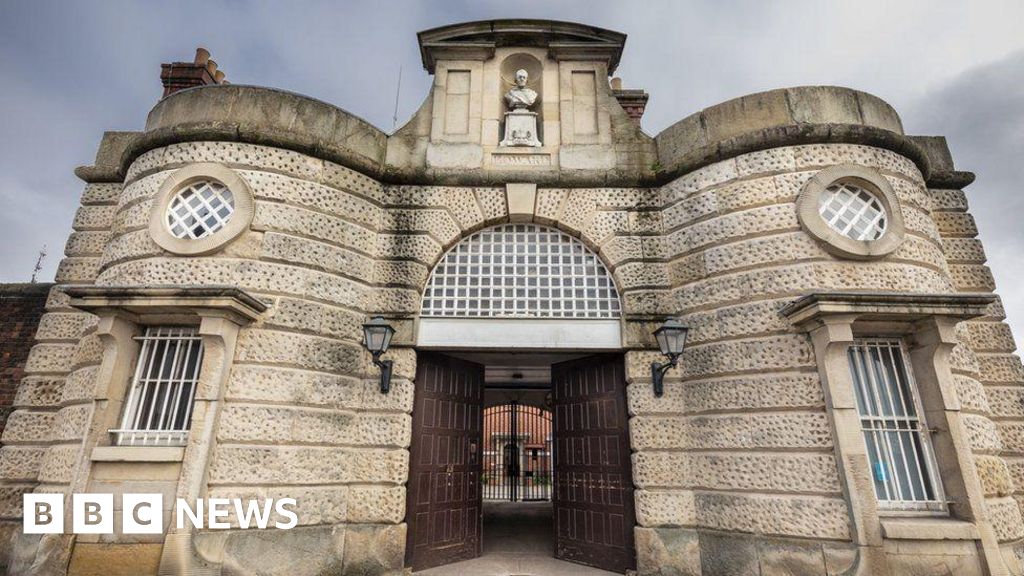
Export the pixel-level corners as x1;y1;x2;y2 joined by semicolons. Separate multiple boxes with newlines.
504;69;538;110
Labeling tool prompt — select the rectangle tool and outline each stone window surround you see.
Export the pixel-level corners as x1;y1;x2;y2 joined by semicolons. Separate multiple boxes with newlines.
796;164;905;260
783;291;1007;574
64;285;265;570
149;163;255;256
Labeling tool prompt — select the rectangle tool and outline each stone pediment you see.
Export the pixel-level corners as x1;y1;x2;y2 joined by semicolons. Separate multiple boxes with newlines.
418;19;626;74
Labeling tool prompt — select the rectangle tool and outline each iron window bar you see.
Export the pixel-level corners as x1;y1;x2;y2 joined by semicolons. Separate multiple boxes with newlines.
112;326;204;447
847;338;946;513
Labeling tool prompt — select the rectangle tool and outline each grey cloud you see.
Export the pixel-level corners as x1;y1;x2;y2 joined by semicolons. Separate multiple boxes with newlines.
2;0;1023;344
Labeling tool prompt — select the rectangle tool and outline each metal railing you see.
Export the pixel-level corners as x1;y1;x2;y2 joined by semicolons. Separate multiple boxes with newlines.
113;326;203;447
482;402;553;501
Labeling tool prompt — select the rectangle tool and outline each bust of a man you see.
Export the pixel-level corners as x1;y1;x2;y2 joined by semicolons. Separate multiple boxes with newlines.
504;69;538;110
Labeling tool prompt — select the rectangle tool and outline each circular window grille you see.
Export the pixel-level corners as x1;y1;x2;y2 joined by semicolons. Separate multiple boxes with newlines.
421;224;621;319
166;180;236;240
818;182;888;241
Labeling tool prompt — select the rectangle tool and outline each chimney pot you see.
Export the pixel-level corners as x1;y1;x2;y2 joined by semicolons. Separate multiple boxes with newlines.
214;70;226;83
194;47;210;66
206;59;218;76
160;47;226;98
611;77;623;90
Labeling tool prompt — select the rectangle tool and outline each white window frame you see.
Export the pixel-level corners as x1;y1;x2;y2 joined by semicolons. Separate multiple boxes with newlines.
847;338;946;514
111;326;204;447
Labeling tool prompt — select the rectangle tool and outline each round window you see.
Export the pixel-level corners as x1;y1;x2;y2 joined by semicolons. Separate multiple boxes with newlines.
817;182;887;241
166;180;236;239
149;163;254;256
796;164;906;260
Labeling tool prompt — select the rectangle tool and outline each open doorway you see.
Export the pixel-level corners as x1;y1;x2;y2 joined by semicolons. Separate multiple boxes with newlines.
406;350;635;575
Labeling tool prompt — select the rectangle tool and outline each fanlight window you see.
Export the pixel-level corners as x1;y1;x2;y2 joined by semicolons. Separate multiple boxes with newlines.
421;224;620;319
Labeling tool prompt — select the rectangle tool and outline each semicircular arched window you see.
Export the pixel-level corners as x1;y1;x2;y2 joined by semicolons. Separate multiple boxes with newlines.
421;224;621;319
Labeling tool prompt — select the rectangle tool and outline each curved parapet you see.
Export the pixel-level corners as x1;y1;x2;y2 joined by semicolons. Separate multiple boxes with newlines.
655;86;937;182
131;84;388;179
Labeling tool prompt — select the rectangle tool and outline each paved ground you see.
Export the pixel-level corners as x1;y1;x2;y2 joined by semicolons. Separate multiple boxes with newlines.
415;501;619;576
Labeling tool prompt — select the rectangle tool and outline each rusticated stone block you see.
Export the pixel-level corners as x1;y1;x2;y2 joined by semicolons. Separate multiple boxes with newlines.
54;258;100;284
978;354;1024;384
61;367;99;404
1;411;56;444
734;147;796;178
677;334;815;379
64;231;111;257
218;524;346;576
261;232;375;280
12;377;63;408
963;414;1004;452
635;489;696;527
206;485;348;527
208;446;407;485
347;486;406;523
665;203;799;258
80;183;122;205
632;452;840;494
98;229;162;269
975;455;1014;498
382;209;461;246
241;169;381;229
374;259;429;289
473;187;507;224
930;189;969;211
376;233;442;264
988;496;1024;542
0;446;45;482
37;443;80;483
72;205;116;231
933;211;978;237
33;313;91;342
226;365;413;413
54;404;92;442
631;412;831;451
949;264;997;292
235;329;365;375
342;523;406;575
964;322;1016;354
695;491;850;540
986;386;1024;419
954;375;991;414
254;202;377;256
635;526;702;576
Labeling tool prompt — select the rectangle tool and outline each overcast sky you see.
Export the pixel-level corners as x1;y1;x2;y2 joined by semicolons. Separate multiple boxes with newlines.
1;0;1022;340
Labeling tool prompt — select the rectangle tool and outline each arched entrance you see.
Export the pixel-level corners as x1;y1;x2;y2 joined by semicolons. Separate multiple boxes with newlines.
405;224;636;574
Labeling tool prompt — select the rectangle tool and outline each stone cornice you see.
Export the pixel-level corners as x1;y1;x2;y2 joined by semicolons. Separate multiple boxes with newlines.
781;291;997;328
64;285;268;324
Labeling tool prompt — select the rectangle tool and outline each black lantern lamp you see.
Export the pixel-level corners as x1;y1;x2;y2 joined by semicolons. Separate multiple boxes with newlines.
362;316;396;393
651;318;689;397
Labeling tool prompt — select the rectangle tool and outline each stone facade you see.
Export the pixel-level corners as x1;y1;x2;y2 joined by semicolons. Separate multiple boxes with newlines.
2;18;1024;576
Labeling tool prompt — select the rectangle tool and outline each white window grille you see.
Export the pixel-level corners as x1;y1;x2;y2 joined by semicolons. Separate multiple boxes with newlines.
421;224;621;319
847;339;945;512
166;180;236;239
818;182;887;241
112;326;203;446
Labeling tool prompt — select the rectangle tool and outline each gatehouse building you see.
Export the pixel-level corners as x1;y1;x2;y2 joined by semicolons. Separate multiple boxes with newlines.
2;18;1024;576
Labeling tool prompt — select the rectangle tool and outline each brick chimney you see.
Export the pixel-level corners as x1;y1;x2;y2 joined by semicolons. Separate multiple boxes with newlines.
610;77;649;125
160;47;229;98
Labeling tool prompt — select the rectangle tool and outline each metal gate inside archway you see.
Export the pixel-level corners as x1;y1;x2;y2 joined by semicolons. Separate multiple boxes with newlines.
482;403;552;501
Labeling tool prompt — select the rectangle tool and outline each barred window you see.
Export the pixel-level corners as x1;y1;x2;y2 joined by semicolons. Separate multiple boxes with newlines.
819;182;887;241
421;224;620;319
847;339;945;511
113;327;204;446
166;180;235;240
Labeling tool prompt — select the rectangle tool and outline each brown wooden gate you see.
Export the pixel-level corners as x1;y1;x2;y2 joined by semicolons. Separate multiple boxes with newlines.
552;354;636;573
405;353;485;572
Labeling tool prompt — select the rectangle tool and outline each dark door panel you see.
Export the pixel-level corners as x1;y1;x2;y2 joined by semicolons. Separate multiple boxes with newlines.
552;354;636;574
405;353;485;572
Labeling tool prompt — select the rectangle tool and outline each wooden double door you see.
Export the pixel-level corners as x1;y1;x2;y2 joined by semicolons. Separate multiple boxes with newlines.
405;352;636;573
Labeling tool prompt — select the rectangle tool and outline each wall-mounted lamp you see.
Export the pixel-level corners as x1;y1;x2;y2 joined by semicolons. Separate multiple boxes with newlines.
651;318;689;397
362;316;396;393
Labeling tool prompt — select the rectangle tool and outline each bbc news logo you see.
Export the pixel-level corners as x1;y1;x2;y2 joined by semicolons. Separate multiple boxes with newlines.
24;494;297;534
